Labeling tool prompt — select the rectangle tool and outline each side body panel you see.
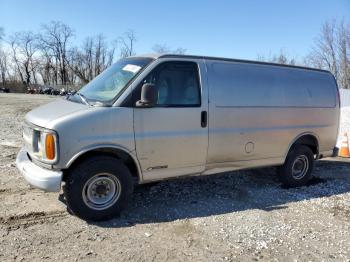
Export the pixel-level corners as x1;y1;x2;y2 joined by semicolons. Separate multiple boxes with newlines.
205;60;339;172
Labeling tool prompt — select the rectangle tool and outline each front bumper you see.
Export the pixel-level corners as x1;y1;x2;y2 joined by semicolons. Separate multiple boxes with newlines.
16;147;62;192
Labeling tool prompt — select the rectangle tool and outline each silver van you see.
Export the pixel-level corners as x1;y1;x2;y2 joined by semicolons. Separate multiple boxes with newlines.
16;54;340;221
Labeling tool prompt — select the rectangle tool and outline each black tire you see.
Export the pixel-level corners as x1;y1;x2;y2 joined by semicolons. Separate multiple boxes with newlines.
278;145;314;187
64;156;133;221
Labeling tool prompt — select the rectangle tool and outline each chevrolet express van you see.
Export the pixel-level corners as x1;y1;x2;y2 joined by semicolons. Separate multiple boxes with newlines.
16;54;340;221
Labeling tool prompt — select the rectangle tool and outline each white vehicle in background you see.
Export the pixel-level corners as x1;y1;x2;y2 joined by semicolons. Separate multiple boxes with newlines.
16;54;340;221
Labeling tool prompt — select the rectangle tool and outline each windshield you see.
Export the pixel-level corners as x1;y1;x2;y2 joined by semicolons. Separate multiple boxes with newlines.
74;57;153;104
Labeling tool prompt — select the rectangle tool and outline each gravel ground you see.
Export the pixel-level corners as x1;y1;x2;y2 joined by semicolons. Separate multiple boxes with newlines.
0;93;349;261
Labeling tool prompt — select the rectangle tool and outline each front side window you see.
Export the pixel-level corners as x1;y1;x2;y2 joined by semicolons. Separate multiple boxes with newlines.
135;61;201;107
73;57;153;105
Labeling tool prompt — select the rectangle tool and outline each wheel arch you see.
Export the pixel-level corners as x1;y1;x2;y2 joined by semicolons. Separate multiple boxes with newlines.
284;132;319;161
63;145;143;183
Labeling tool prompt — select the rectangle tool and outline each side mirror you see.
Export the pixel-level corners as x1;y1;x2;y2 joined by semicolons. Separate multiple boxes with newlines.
136;83;156;107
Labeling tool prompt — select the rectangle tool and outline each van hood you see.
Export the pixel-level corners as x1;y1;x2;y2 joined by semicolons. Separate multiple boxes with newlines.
25;98;89;128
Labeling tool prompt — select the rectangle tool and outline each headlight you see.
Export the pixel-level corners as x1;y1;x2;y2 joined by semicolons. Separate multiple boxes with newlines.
23;124;59;164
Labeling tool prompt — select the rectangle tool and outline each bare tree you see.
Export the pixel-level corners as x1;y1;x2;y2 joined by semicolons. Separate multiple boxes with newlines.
307;20;338;77
257;50;296;65
118;30;136;58
70;35;115;83
40;21;74;85
152;44;170;54
37;44;56;85
337;21;350;89
173;47;187;55
306;19;350;89
9;32;39;86
0;48;9;86
152;43;186;55
0;27;7;86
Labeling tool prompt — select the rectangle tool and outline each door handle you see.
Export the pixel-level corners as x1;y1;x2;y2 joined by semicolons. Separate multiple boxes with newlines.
201;111;207;128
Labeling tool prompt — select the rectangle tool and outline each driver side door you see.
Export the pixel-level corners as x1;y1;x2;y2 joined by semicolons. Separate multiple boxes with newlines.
133;60;209;181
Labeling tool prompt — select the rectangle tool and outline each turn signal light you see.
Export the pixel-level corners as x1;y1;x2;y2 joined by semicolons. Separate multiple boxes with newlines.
45;134;55;160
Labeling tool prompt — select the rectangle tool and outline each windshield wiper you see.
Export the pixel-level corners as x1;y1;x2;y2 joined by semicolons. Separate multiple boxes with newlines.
75;92;91;106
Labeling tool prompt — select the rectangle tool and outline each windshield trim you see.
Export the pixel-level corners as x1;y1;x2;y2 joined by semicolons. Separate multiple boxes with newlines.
75;92;91;106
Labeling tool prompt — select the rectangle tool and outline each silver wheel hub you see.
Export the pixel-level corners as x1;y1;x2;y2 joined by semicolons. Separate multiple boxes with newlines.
82;174;121;210
291;155;309;180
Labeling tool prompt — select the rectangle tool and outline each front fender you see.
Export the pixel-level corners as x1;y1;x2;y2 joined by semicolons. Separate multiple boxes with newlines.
64;144;143;182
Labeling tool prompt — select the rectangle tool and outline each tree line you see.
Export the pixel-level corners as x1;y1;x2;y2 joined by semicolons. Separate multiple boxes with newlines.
0;21;185;91
0;19;349;91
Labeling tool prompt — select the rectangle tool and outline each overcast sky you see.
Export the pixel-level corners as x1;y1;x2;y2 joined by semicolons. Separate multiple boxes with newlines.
0;0;349;60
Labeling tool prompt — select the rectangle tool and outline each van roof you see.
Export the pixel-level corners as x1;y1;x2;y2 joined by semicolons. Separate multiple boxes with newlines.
134;53;331;74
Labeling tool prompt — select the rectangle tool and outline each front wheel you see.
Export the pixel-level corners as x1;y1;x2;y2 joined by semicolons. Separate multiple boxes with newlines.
278;145;314;187
64;156;133;221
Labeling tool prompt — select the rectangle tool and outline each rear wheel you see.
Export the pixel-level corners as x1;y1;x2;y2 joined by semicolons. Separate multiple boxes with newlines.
278;145;314;187
64;156;133;221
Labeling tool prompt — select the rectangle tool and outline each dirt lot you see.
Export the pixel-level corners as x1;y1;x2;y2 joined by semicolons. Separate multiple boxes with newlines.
0;93;349;261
